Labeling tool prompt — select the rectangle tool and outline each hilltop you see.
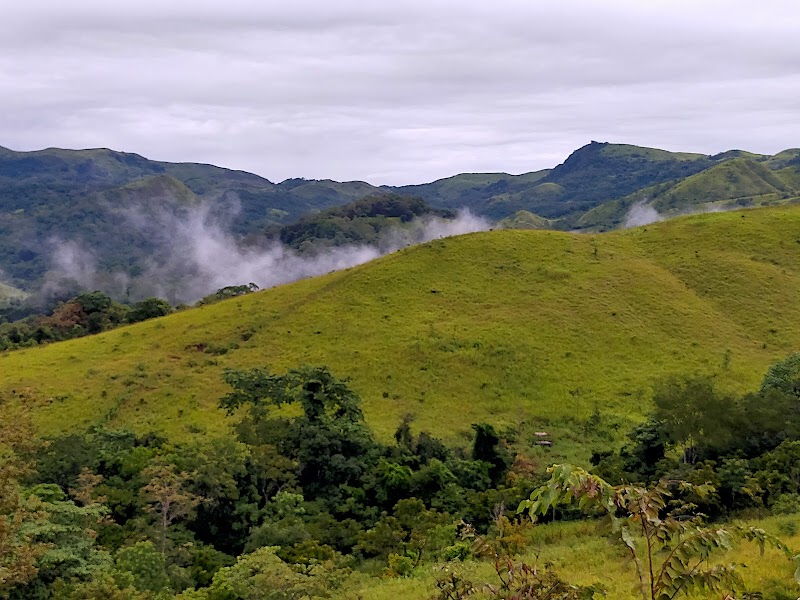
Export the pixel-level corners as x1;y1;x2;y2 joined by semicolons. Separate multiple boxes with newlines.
4;204;800;462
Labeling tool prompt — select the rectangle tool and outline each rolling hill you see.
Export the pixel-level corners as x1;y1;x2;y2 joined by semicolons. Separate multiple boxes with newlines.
5;204;800;462
576;154;800;231
3;141;800;310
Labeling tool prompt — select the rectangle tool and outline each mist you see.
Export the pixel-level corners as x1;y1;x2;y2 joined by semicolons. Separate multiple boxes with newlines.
622;199;756;230
42;206;491;305
623;201;664;228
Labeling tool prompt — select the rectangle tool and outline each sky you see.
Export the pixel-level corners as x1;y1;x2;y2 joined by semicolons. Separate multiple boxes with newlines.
2;0;799;185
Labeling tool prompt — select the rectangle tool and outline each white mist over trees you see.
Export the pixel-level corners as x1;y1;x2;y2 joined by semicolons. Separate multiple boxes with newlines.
42;206;490;305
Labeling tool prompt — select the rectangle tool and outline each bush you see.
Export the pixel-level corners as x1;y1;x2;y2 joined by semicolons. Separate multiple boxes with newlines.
386;552;415;577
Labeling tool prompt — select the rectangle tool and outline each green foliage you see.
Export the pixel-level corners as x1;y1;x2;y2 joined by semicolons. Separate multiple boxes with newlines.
519;465;799;600
10;483;111;599
652;376;734;463
176;546;347;600
128;298;173;324
472;424;513;488
221;366;379;501
0;290;174;350
114;541;172;595
0;406;47;595
760;353;800;398
271;192;455;251
197;285;259;307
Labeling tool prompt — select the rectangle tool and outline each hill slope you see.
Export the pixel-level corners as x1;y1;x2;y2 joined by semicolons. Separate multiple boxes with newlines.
577;156;800;230
4;204;800;456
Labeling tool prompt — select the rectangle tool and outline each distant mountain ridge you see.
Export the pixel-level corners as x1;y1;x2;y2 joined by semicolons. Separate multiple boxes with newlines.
1;141;798;298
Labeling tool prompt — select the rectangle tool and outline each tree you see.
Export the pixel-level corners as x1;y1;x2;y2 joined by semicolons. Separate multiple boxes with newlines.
197;284;259;306
73;291;113;315
220;367;379;502
760;352;800;398
519;464;799;600
127;298;172;324
472;424;512;487
652;376;732;463
0;405;47;595
10;484;111;599
140;463;202;552
176;546;346;600
114;541;172;596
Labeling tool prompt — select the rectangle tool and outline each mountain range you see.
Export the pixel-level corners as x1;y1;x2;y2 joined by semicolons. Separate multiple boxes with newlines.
1;141;798;302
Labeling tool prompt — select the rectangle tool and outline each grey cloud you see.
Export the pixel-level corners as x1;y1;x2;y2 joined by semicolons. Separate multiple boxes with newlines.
1;0;799;184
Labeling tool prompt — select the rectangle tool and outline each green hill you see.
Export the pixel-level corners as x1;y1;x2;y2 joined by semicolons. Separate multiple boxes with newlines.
5;204;800;462
392;142;716;220
0;281;27;304
576;156;800;230
264;192;455;250
496;210;552;230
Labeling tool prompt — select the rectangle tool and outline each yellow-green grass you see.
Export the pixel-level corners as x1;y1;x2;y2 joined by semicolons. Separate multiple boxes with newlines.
577;158;800;231
332;515;800;599
497;210;552;230
0;281;26;303
4;205;800;454
651;159;791;212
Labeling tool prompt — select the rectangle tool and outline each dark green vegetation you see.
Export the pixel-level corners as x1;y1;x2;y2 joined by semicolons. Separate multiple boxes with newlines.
2;142;799;300
264;193;455;251
0;366;532;599
0;290;171;350
3;357;800;599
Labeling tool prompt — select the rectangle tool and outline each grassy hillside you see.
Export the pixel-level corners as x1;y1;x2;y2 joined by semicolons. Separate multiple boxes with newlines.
650;158;793;212
496;209;552;230
3;204;800;461
331;515;800;599
0;281;27;304
576;157;800;231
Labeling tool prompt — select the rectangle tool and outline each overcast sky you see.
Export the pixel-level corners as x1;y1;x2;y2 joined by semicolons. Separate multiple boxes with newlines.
2;0;799;184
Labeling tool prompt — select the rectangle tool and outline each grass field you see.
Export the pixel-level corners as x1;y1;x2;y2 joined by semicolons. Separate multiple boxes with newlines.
331;514;800;599
4;204;800;460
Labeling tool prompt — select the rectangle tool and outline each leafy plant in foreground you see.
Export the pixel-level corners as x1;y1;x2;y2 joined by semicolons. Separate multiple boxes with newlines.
518;465;800;600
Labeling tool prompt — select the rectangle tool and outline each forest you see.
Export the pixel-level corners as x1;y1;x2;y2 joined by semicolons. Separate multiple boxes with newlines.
3;354;800;599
